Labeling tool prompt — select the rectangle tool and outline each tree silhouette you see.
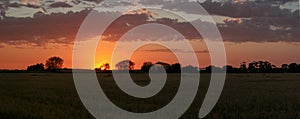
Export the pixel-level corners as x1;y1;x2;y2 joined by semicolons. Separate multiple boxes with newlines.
248;61;258;73
100;63;110;70
27;63;45;71
288;63;298;73
141;62;153;72
281;64;289;72
257;61;273;73
45;56;64;71
23;57;300;73
204;65;223;73
155;62;171;72
156;62;170;69
170;63;181;73
239;62;247;73
247;61;273;73
223;65;239;73
115;60;135;70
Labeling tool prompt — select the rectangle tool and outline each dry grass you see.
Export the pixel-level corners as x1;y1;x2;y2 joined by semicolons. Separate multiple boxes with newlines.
0;73;300;119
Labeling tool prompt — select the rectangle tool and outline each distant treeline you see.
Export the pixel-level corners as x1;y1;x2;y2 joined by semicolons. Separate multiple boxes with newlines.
96;60;300;73
24;57;300;73
223;61;300;73
137;61;300;73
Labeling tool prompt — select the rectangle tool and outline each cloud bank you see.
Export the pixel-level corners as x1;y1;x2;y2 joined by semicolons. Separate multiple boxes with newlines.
0;0;299;48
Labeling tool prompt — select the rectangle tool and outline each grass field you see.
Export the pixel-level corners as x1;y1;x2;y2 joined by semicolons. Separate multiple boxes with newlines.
0;73;300;119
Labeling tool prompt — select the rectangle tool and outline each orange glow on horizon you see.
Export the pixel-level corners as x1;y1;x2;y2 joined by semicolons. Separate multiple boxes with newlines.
94;40;211;70
95;40;115;69
95;41;181;70
1;40;300;70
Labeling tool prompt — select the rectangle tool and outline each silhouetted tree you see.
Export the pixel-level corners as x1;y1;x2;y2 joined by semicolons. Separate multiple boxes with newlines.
205;65;222;73
223;65;239;73
100;63;110;70
281;64;289;72
271;65;282;73
247;61;273;73
115;60;135;70
170;63;181;73
239;62;247;73
288;63;298;73
155;62;171;72
248;61;258;73
45;56;64;71
141;62;153;72
27;63;45;71
257;61;273;73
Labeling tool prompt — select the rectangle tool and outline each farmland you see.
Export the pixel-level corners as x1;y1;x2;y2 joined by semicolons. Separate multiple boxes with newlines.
0;73;300;119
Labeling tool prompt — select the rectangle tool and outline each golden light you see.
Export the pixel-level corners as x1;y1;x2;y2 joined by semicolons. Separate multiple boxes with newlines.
95;41;115;69
100;67;106;70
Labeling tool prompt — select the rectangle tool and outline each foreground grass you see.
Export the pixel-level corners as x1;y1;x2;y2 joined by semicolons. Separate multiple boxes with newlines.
0;73;300;119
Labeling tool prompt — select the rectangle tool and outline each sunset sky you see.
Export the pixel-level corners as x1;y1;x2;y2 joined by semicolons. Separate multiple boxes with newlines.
0;0;299;69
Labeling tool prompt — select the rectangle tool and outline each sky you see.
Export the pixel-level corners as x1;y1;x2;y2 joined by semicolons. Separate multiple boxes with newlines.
0;0;299;69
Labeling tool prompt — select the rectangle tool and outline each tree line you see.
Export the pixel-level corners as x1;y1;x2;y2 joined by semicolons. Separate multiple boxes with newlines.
27;56;64;72
228;61;300;73
97;60;300;73
28;58;300;73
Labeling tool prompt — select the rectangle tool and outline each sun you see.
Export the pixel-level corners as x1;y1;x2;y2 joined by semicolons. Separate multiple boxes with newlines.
100;67;106;70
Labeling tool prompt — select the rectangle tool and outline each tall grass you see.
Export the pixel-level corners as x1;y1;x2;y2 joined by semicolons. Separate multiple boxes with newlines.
0;73;300;118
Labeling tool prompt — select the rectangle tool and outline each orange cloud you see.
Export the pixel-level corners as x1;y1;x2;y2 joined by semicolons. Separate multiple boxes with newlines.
122;8;155;18
222;17;242;24
21;0;40;5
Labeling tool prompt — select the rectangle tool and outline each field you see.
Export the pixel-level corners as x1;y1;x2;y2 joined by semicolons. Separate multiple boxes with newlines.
0;73;300;119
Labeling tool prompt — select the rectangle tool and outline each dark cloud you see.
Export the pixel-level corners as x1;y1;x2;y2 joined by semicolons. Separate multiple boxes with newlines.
0;0;300;48
0;0;9;6
139;0;211;15
82;0;103;4
217;7;300;42
200;0;293;18
254;0;298;4
139;0;297;18
218;21;299;42
162;1;208;15
0;0;9;18
0;10;202;48
24;3;40;9
102;8;300;43
7;2;22;8
0;10;91;47
101;16;203;41
6;2;40;9
139;0;171;5
49;2;73;8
